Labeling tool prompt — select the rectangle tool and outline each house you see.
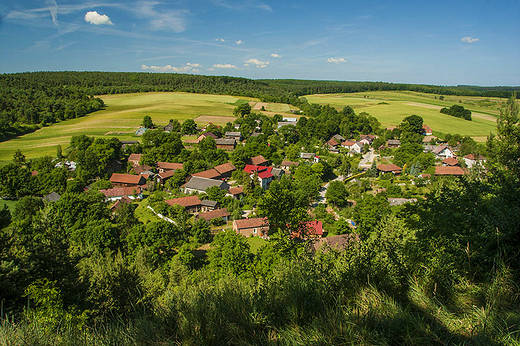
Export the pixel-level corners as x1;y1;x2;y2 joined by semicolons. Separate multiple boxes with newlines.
326;138;339;149
163;121;175;132
311;234;360;253
214;162;236;179
422;136;437;144
244;165;274;189
360;134;377;143
110;173;146;188
332;134;346;142
165;195;201;214
300;153;319;162
291;220;324;239
197;208;231;223
388;198;417;206
121;141;139;150
44;191;61;202
464;154;486;168
377;164;402;175
128;153;142;166
250;155;268;166
197;132;218;141
233;217;269;239
192;168;221;180
227;186;244;199
434;166;465;176
432;145;455;159
442;157;459;166
277;121;298;128
201;200;219;212
156;170;176;184
225;132;243;141
135;127;147;136
341;140;356;149
280;161;299;170
350;141;364;154
271;168;285;180
215;138;236;151
132;164;154;176
422;125;433;136
157;162;183;173
282;117;298;122
100;187;142;201
109;196;132;212
386;139;401;148
182;176;230;194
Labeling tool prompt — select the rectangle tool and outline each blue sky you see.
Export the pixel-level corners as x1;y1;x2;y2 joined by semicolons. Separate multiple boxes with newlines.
1;0;519;85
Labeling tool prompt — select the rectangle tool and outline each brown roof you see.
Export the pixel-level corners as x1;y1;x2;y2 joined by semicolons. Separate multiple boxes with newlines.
442;157;459;166
192;168;221;179
435;166;465;176
197;208;231;221
128;153;141;162
157;170;175;180
198;132;218;140
133;165;153;174
327;139;339;146
101;187;141;198
377;164;402;173
214;162;236;175
464;154;486;160
251;155;268;166
281;161;299;167
311;234;360;253
157;162;184;171
110;196;132;211
342;140;356;147
110;173;145;185
165;195;201;207
31;170;38;176
229;186;244;195
234;217;269;230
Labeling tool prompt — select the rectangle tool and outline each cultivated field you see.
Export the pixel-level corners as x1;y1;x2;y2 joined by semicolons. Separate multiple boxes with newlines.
305;91;504;141
0;92;253;165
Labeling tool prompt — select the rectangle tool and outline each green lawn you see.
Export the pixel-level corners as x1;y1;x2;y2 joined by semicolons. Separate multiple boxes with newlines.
0;199;18;211
246;236;267;253
0;92;253;165
305;91;504;142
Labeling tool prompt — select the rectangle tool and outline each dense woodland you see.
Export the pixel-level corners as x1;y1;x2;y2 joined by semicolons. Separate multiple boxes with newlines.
1;71;519;140
0;84;519;344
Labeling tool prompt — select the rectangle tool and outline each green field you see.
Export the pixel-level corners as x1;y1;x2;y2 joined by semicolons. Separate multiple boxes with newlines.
0;92;253;165
305;91;505;142
0;199;18;211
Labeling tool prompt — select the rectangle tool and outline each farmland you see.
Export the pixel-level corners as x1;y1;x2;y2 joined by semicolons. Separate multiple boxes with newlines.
0;92;256;165
305;91;503;141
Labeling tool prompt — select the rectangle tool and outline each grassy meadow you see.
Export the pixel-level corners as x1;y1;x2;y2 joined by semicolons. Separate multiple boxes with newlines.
0;92;254;165
305;91;504;141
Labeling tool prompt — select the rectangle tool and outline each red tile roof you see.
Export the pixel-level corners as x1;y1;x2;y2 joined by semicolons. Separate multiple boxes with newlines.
128;153;141;162
342;140;356;147
377;164;402;173
244;165;272;174
100;187;141;198
464;154;486;160
165;195;201;207
442;157;459;166
157;162;183;171
110;173;145;185
234;217;269;230
157;170;175;180
435;166;465;176
198;208;231;221
327;139;339;146
214;162;236;175
192;169;221;179
251;155;268;166
229;186;244;195
258;170;274;179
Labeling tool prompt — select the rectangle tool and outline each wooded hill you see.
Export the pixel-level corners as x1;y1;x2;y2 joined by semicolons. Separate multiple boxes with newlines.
1;71;519;140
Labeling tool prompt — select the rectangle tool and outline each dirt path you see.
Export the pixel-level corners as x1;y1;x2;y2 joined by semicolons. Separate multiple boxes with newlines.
252;102;268;111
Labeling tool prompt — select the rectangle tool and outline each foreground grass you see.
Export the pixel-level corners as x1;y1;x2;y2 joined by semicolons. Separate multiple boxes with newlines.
305;91;502;141
0;92;252;165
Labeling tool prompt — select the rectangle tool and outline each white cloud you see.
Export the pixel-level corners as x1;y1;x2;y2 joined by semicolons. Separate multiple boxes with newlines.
141;63;201;73
213;63;238;69
215;38;225;42
236;40;244;45
270;53;281;58
245;58;269;68
85;11;114;25
134;2;188;33
327;57;347;64
461;36;479;44
257;4;273;12
45;0;59;26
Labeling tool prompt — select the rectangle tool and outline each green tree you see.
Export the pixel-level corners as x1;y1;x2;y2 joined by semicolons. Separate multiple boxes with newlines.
325;180;348;207
208;231;253;277
142;115;154;128
233;103;251;117
181;119;198;135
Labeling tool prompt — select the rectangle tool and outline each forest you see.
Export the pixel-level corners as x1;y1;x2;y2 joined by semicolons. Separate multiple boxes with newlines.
0;86;519;344
1;71;519;140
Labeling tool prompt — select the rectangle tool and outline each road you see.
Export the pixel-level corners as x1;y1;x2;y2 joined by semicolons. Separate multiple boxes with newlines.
316;174;345;205
358;148;377;170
